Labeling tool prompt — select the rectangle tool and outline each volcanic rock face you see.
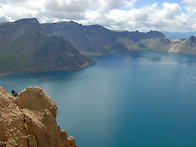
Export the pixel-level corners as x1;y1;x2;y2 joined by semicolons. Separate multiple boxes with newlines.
0;87;76;147
0;18;95;74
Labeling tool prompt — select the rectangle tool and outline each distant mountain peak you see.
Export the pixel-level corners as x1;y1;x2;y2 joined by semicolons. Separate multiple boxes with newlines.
0;18;95;74
1;17;196;75
69;20;79;24
188;36;196;43
52;20;80;26
147;30;166;38
14;18;39;25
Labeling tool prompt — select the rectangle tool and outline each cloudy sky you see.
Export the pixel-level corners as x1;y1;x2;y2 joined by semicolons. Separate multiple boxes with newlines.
0;0;196;32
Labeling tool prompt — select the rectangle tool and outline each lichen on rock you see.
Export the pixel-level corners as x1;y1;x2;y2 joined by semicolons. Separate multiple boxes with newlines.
0;87;76;147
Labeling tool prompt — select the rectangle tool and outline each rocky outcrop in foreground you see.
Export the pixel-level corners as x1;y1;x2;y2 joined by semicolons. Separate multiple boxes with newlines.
0;87;76;147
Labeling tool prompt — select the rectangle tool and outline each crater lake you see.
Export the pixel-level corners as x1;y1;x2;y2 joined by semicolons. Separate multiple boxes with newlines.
1;50;196;147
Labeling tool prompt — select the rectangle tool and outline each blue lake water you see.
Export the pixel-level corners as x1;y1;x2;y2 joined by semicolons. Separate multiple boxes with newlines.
1;50;196;147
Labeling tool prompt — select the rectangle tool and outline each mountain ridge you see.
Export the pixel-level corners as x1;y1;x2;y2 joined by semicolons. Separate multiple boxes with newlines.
0;18;95;74
42;20;196;55
1;18;196;74
42;22;167;56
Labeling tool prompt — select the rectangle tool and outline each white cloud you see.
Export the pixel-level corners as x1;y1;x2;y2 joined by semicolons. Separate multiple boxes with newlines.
0;0;196;32
97;0;136;12
183;0;196;13
161;3;181;20
43;0;93;13
84;2;191;32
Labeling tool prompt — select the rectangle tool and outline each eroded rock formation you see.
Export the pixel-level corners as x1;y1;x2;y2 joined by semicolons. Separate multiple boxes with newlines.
0;87;76;147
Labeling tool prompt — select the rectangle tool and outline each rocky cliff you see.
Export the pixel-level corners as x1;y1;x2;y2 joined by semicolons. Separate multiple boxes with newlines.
167;36;196;54
42;21;128;56
0;86;76;147
42;21;167;55
0;18;95;74
1;18;196;75
43;22;166;56
42;21;196;55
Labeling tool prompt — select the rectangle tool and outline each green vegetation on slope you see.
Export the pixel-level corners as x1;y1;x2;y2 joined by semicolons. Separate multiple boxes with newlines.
0;18;95;74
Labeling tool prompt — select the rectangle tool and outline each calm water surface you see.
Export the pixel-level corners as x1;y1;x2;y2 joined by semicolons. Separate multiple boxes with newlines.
1;50;196;147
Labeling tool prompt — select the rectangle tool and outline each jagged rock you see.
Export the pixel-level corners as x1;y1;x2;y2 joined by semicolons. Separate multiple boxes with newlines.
0;87;76;147
27;134;37;147
0;140;6;147
68;137;76;146
0;87;28;147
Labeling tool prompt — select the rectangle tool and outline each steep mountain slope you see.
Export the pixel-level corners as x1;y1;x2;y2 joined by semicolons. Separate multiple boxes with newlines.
1;18;195;75
115;30;168;50
42;21;196;55
42;22;170;55
167;36;196;54
0;18;95;74
42;21;127;56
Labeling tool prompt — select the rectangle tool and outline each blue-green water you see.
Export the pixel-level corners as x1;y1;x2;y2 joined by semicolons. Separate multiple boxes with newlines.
1;50;196;147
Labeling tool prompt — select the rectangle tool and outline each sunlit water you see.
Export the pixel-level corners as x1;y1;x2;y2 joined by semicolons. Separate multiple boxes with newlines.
1;50;196;147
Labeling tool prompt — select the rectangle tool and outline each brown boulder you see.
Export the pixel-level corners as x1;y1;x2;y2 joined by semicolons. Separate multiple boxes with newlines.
0;87;76;147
